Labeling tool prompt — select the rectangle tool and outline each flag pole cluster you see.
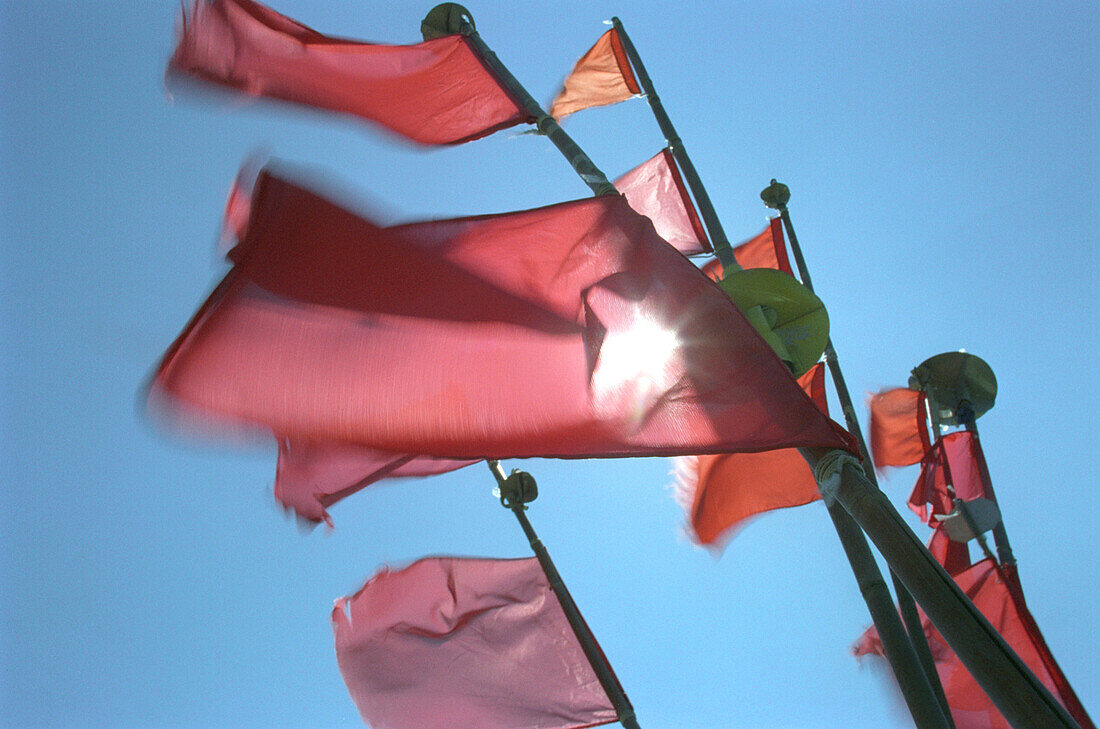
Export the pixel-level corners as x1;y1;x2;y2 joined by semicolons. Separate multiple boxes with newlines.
861;356;1095;729
154;2;1092;729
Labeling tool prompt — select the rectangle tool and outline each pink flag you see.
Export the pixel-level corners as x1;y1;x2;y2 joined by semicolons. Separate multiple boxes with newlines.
274;439;475;524
169;0;529;145
333;557;618;729
151;166;855;461
614;150;710;255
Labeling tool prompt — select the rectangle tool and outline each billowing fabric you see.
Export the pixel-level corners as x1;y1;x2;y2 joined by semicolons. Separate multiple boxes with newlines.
908;431;995;524
869;388;930;468
152;166;856;461
854;557;1095;729
274;439;475;524
549;28;641;119
169;0;529;145
333;557;618;729
701;218;791;281
675;363;829;546
615;150;711;255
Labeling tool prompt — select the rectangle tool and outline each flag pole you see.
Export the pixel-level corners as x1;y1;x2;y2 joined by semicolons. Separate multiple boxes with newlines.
423;4;617;197
487;460;642;729
760;180;954;727
806;447;1081;729
609;18;949;729
610;18;737;271
766;188;1077;727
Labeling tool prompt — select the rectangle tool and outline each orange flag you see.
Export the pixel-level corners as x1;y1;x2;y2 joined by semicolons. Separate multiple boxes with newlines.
869;388;930;469
549;29;641;119
675;363;830;546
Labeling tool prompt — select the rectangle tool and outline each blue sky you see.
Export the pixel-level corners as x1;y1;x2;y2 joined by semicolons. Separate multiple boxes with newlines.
1;2;1097;728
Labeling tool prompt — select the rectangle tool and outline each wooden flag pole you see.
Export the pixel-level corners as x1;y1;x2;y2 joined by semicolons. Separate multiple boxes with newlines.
609;18;949;729
760;181;954;728
487;461;642;729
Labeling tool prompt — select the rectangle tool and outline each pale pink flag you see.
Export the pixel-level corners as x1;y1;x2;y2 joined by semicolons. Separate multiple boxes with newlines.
333;557;618;729
614;149;711;255
274;439;474;525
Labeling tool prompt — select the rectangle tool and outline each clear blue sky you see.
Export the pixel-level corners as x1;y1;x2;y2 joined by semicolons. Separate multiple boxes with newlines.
2;2;1097;728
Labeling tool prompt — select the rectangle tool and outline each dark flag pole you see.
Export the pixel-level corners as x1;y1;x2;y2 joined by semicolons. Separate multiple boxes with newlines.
487;461;642;729
421;7;640;727
760;181;954;728
423;3;617;197
610;18;951;729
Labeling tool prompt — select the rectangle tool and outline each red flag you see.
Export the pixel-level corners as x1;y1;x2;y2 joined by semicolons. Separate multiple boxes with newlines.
333;557;618;729
869;388;930;468
702;218;792;281
854;557;1095;729
908;431;995;524
549;28;641;119
274;439;475;525
169;0;529;145
151;167;855;461
675;363;830;546
615;150;711;255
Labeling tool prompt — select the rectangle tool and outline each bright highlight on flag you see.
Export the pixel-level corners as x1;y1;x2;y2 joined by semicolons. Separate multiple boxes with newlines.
149;164;854;491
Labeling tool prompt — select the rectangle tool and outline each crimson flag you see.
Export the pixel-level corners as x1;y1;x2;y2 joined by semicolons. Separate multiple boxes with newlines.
675;363;829;546
908;431;996;524
549;28;641;119
702;218;792;281
615;150;711;255
333;557;618;729
854;555;1095;729
869;388;930;468
151;166;855;461
169;0;529;145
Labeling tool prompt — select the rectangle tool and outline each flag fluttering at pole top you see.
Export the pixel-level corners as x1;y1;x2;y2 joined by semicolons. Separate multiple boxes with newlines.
168;0;531;145
149;164;856;508
615;150;711;255
869;387;931;469
549;28;641;120
333;556;619;729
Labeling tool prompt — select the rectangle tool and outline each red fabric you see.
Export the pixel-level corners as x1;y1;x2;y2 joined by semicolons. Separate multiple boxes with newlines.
854;558;1093;729
676;363;829;546
333;557;618;729
615;150;711;255
274;439;475;524
908;431;995;524
869;388;930;468
550;28;640;119
169;0;529;145
152;167;856;460
701;218;792;281
927;525;973;576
